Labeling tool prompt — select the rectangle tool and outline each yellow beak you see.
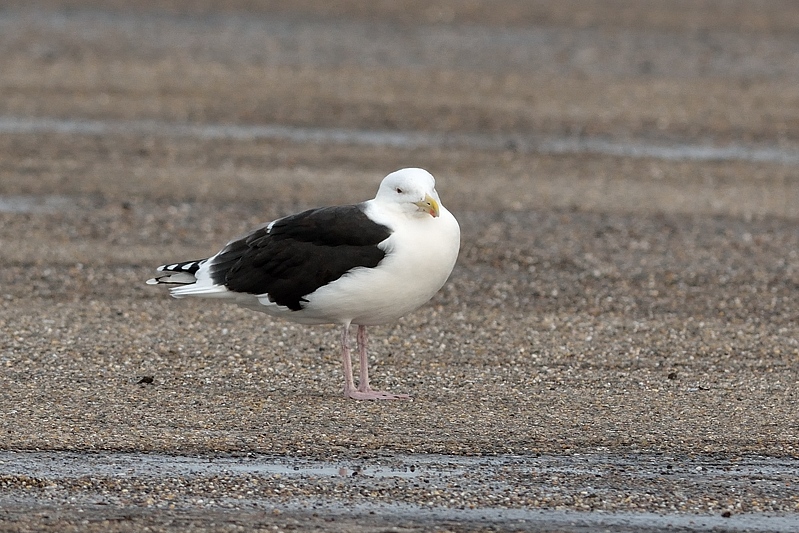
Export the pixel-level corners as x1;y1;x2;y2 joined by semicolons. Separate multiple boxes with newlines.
414;194;440;217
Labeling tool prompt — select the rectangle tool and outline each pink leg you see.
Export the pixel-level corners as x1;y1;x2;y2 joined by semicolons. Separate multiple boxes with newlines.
341;325;409;400
356;325;371;392
340;325;357;396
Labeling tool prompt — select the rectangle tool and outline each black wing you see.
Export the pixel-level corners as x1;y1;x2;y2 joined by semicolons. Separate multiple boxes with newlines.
208;205;391;310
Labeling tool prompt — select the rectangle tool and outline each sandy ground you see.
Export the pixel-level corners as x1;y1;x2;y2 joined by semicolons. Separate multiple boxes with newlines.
1;1;799;531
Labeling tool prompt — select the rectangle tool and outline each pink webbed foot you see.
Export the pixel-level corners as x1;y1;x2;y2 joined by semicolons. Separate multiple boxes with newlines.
344;386;411;401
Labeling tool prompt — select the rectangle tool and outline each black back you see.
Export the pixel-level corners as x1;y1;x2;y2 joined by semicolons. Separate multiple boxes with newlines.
208;205;391;311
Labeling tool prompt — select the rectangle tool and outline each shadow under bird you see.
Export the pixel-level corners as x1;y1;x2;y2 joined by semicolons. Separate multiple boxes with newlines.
147;168;460;400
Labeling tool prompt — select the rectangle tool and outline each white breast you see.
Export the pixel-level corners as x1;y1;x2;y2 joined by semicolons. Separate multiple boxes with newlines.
297;204;460;326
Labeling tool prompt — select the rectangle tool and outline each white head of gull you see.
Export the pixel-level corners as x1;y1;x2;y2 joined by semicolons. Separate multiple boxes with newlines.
147;168;460;400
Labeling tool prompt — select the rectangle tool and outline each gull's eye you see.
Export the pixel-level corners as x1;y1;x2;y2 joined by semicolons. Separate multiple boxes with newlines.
395;187;403;194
